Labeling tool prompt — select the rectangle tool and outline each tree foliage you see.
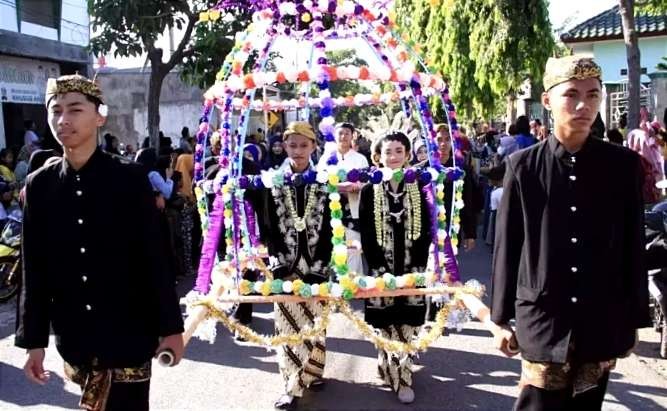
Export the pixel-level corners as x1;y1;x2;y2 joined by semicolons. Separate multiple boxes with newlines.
637;0;667;14
393;0;554;120
88;0;249;148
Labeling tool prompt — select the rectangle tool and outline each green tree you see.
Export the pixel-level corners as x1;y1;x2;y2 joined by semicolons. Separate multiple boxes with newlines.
393;0;554;121
88;1;249;149
637;0;667;13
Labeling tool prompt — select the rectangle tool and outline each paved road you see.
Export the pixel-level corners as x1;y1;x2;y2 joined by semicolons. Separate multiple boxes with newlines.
1;243;666;410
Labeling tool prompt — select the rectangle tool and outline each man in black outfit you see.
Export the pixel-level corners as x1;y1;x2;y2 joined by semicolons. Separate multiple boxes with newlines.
491;56;650;410
15;74;184;410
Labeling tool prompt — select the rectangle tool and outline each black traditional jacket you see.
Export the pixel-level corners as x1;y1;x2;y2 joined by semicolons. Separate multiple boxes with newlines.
258;169;333;284
359;181;432;328
491;135;650;363
15;149;184;368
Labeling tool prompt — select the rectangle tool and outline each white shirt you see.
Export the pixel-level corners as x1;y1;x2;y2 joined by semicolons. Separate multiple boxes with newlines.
317;150;369;219
490;187;504;211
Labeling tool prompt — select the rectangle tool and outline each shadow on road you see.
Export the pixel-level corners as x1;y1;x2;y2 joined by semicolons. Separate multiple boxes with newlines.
0;362;80;409
607;371;667;410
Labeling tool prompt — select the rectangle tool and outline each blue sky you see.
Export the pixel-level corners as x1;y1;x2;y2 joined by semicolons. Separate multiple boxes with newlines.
549;0;617;32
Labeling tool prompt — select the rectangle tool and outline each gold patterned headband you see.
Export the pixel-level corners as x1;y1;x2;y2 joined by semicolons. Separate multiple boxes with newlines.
45;74;104;105
543;55;602;91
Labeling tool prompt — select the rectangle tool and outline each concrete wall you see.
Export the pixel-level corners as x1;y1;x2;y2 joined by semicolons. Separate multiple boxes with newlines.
97;69;206;148
650;71;667;125
571;36;667;83
0;0;89;47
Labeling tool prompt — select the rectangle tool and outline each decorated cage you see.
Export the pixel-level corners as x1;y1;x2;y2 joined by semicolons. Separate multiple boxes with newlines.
180;0;486;352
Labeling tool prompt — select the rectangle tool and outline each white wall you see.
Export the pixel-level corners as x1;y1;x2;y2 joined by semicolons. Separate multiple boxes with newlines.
0;0;18;31
573;37;667;82
0;0;88;46
60;0;89;46
132;103;206;148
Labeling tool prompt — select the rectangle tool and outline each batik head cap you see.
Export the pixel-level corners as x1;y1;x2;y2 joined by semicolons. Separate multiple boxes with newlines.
45;74;104;106
283;121;316;141
543;55;602;91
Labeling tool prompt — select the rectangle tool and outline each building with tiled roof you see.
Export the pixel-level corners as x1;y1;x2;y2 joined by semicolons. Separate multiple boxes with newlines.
561;5;667;127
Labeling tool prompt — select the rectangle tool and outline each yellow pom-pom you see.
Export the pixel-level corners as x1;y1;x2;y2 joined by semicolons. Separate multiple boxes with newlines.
405;274;415;287
319;283;329;296
436;191;445;200
223;209;233;218
340;276;352;289
199;11;210;22
330;200;342;211
334;253;347;266
375;277;385;290
292;279;304;295
333;225;345;238
451;238;459;247
261;281;271;296
328;175;340;186
301;12;312;23
209;10;221;21
438;211;446;222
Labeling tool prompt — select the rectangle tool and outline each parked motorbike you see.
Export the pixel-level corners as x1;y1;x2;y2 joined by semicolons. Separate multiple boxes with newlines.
0;211;22;303
644;208;667;358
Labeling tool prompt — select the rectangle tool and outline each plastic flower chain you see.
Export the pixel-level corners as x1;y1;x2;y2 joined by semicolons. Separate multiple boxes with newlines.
449;180;465;251
206;65;446;95
226;165;464;191
239;271;439;300
327;183;348;277
218;89;444;112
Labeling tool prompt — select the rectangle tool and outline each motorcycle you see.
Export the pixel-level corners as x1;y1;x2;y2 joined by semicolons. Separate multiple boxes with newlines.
0;210;22;303
644;207;667;358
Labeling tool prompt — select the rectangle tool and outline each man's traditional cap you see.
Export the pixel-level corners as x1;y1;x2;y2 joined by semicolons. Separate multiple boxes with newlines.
46;74;104;105
283;121;316;141
543;55;602;91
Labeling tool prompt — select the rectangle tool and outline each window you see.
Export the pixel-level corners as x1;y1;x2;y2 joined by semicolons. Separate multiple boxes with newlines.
20;0;60;29
620;68;647;76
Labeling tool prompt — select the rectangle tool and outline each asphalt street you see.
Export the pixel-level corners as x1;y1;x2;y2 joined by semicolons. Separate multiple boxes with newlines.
1;242;666;410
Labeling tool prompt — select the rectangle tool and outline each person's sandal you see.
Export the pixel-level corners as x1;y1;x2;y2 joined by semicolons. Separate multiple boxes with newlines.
274;394;297;410
310;379;325;390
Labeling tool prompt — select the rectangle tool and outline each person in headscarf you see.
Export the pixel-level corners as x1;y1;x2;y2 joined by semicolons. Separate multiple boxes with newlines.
264;135;287;170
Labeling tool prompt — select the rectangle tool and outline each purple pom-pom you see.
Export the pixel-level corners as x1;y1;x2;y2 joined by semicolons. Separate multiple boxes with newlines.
419;170;432;184
370;169;383;184
347;168;360;183
238;176;250;189
404;168;416;184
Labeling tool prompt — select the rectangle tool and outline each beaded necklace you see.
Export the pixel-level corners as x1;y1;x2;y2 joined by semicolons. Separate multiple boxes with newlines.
283;185;318;232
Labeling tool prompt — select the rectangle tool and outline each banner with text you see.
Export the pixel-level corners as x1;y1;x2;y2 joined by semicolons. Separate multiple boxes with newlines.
0;56;60;105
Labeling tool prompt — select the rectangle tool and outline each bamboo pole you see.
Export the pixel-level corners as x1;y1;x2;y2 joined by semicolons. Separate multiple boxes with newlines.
212;285;480;304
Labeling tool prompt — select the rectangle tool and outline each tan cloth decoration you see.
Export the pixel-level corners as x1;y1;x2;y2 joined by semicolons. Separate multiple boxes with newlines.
46;74;104;105
64;359;151;411
543;55;602;91
283;121;316;141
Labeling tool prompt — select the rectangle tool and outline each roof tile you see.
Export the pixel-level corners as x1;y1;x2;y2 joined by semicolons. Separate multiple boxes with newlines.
562;5;667;42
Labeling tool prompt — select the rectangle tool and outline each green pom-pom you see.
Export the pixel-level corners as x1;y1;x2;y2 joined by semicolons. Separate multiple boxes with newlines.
300;284;312;298
342;289;354;300
415;275;426;287
332;210;343;219
337;169;347;182
271;279;284;294
387;278;397;290
336;263;348;273
392;169;404;183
